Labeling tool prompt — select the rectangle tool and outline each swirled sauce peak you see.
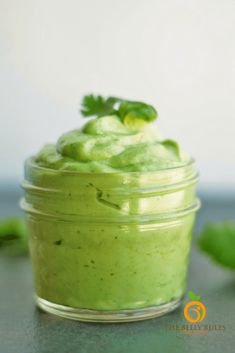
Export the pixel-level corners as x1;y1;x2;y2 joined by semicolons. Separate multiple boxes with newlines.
35;114;189;173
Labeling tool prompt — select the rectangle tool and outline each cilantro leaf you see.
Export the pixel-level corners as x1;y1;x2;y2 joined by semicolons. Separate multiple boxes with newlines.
0;217;28;256
118;100;157;123
80;95;119;118
80;94;158;123
198;221;235;270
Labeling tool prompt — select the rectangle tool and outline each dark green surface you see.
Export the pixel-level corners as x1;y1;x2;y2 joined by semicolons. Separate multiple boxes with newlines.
1;188;235;353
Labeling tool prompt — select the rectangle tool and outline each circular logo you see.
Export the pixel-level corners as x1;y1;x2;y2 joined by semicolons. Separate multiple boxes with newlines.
184;301;206;323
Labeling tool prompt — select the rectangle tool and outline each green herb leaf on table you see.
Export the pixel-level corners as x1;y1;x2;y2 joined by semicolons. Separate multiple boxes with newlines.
80;94;158;123
198;221;235;270
0;217;28;256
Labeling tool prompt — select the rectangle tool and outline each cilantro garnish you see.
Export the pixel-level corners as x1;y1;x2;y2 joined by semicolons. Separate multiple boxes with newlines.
80;95;119;118
80;94;157;123
198;221;235;270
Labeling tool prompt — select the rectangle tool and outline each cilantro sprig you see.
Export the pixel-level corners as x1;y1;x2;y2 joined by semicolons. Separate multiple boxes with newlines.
198;221;235;270
80;94;157;123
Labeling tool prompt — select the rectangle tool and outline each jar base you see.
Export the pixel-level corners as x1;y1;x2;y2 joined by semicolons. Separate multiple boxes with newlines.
36;295;182;323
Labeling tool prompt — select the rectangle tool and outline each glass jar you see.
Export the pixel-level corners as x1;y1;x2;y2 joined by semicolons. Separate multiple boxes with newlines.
21;157;200;322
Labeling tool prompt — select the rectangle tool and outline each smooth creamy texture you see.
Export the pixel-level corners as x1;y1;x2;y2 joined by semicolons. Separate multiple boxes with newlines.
30;214;195;310
35;116;188;172
23;114;198;313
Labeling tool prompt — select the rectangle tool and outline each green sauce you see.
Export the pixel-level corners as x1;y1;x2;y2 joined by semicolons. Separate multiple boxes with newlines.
35;115;188;173
23;114;198;314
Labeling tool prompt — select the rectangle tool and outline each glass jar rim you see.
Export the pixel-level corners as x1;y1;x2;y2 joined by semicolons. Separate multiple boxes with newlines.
25;156;196;177
22;156;199;222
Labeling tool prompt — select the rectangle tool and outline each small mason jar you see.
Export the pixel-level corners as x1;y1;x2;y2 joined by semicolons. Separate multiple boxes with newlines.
21;157;200;322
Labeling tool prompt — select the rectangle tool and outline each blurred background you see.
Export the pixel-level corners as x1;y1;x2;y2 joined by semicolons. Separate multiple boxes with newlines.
0;0;234;193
